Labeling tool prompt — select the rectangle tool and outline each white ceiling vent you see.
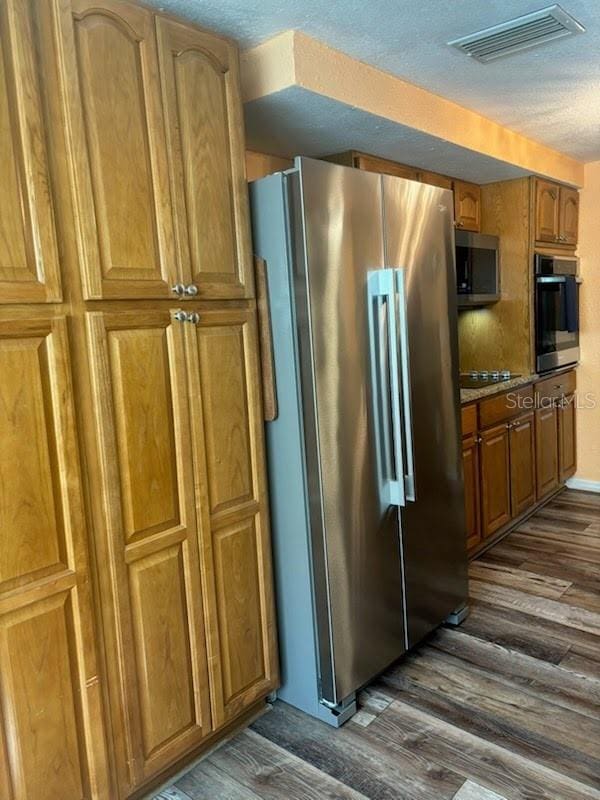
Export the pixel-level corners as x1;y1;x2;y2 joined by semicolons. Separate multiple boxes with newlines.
448;5;585;63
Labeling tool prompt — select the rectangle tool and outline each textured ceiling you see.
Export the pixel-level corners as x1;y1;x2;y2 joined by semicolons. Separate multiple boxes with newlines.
146;0;600;161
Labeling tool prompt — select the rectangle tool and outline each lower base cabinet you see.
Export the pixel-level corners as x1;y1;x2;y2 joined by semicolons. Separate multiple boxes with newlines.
462;432;482;551
479;422;511;538
509;411;536;517
535;406;559;499
558;393;577;481
462;371;576;554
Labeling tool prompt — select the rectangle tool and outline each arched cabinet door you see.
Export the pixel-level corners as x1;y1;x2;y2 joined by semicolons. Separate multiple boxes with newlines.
0;0;61;304
156;17;254;300
56;0;178;299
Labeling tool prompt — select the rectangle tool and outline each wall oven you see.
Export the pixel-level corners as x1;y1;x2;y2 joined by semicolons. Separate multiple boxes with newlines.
535;253;581;373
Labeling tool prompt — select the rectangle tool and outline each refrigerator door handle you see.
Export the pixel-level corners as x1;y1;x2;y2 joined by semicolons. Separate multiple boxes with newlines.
367;269;406;507
394;268;416;501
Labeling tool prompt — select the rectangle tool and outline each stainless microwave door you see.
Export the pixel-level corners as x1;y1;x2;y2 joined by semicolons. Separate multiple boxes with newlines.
382;176;468;648
288;157;406;706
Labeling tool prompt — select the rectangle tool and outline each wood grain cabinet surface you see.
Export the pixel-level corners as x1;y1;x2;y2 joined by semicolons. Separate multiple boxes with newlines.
462;433;482;552
0;0;277;797
0;318;108;800
453;180;481;232
462;371;576;554
58;0;253;301
479;422;511;538
558;394;577;482
509;411;536;517
0;0;62;303
535;178;579;247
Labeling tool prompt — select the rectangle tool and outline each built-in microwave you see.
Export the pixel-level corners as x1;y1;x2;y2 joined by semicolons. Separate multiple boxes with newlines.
535;253;581;373
455;231;500;307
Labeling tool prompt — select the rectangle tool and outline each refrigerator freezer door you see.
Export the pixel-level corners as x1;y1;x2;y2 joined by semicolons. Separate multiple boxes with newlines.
382;176;469;647
289;158;406;706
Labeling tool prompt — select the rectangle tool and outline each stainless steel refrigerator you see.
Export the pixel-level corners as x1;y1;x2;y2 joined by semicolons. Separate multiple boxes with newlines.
250;157;468;727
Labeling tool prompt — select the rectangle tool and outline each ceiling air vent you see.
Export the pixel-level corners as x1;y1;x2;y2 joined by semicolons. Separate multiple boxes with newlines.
448;5;585;63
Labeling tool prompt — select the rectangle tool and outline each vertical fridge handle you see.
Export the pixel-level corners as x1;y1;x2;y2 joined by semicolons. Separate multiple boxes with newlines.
395;268;416;501
367;269;405;507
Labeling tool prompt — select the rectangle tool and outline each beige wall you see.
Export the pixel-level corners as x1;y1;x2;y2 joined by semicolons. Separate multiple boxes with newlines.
574;160;600;482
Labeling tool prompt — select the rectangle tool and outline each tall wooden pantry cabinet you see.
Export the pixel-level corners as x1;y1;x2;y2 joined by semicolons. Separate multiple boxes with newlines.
0;1;278;798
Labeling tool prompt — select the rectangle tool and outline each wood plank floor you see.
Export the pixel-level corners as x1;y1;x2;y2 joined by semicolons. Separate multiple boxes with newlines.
157;489;600;800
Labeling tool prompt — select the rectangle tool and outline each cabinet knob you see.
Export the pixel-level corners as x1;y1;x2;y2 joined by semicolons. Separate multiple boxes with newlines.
174;310;188;322
171;284;185;297
184;284;199;296
187;312;200;324
455;221;464;228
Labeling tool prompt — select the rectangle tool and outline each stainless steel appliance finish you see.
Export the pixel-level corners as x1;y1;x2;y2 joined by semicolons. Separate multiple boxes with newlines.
249;157;468;727
535;253;580;373
383;176;468;646
456;231;500;307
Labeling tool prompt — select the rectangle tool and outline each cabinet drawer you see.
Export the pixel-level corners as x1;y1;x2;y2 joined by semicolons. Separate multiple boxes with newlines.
479;386;534;429
536;370;576;403
461;403;478;436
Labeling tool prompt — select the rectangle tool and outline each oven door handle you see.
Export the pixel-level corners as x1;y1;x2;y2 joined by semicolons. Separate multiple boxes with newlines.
536;275;583;284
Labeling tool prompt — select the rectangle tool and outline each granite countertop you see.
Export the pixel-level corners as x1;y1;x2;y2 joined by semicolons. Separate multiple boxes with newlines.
460;374;538;405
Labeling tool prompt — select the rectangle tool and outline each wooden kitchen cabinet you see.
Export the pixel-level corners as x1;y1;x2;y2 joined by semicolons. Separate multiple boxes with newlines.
559;187;579;247
0;317;108;800
184;306;278;727
479;422;511;538
57;0;178;300
58;0;253;301
509;411;536;517
462;433;482;552
155;16;254;299
0;0;62;303
535;406;559;499
0;1;277;797
535;178;579;247
85;310;214;793
558;393;577;481
453;180;481;232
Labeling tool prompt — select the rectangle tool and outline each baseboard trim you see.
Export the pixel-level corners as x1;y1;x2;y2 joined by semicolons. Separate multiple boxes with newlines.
566;477;600;493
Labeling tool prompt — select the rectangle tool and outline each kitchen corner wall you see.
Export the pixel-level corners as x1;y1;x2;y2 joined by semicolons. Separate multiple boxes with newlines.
574;160;600;483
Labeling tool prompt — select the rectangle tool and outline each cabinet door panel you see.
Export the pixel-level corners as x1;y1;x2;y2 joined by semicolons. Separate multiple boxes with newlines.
535;179;560;243
453;180;481;232
535;406;559;499
510;411;536;518
58;0;177;299
558;395;576;482
156;17;253;299
86;311;211;793
0;318;107;800
560;187;579;247
0;0;61;303
185;307;277;727
480;423;511;537
462;434;481;553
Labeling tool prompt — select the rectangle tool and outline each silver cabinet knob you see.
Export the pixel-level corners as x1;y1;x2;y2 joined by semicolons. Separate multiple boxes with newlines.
171;284;185;297
184;284;199;296
173;310;200;324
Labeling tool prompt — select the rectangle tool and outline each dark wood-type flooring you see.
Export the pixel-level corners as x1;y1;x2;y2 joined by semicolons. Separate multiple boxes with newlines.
157;488;600;800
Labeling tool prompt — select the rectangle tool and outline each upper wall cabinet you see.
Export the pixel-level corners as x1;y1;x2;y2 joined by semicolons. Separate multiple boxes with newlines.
0;0;61;304
57;0;253;300
453;180;481;232
156;17;254;299
535;178;579;248
58;0;178;300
